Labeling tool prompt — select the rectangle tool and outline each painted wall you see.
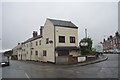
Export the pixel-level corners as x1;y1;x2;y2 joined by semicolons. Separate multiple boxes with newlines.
55;26;78;47
41;19;55;62
22;19;55;62
16;19;79;63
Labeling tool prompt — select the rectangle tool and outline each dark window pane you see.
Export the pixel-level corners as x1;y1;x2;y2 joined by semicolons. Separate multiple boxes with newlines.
36;41;38;46
31;51;32;55
70;36;75;43
59;36;65;43
35;51;38;55
46;38;49;44
39;40;41;45
43;50;47;56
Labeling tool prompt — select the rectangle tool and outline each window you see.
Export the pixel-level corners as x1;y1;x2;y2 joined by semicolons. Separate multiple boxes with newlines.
36;41;38;46
31;42;32;47
70;36;75;43
43;50;47;56
46;38;49;44
39;40;41;45
31;51;32;55
59;36;65;43
35;51;38;55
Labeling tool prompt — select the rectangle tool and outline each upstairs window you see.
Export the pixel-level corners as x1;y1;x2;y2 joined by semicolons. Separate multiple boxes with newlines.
39;40;41;45
70;36;75;43
30;42;32;47
59;36;65;43
36;41;38;46
46;38;49;44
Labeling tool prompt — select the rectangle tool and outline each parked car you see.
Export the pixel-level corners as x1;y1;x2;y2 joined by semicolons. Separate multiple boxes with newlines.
0;56;10;67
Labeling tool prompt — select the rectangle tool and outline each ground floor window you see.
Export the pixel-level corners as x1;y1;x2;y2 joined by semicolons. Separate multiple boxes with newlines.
31;51;32;55
43;50;47;56
35;51;38;55
58;50;69;56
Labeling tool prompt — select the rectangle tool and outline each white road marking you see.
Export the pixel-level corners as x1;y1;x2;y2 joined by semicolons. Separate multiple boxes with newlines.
25;73;31;80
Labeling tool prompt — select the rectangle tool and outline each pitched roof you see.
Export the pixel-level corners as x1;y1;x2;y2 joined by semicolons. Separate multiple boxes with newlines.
23;35;42;44
48;18;78;29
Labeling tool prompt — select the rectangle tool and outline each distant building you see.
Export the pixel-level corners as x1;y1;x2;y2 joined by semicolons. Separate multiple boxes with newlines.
102;32;120;52
94;43;103;53
14;18;80;63
12;43;21;56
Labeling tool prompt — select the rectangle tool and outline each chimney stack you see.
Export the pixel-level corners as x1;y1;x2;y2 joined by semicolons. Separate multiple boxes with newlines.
109;35;112;39
33;31;38;37
40;26;43;36
18;43;20;45
103;39;105;42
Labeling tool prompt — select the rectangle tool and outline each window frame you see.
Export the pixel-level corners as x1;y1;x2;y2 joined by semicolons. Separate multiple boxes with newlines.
36;41;38;46
35;51;38;56
59;36;65;43
39;40;41;45
31;51;32;55
43;50;47;56
46;38;49;44
70;36;75;43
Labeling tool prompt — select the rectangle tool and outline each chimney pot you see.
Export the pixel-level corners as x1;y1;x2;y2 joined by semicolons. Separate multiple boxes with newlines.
33;31;38;37
40;26;43;36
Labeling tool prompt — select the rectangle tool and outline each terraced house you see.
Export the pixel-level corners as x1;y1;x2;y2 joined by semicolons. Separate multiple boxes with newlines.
14;18;80;64
102;32;120;52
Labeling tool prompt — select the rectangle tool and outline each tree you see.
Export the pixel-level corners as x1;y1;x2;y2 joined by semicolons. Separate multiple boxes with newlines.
79;37;94;55
4;50;13;57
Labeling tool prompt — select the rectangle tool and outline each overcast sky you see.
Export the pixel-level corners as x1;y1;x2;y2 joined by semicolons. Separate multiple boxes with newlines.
1;1;118;51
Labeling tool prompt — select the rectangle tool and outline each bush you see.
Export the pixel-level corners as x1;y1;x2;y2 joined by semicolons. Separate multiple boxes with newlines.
79;37;95;55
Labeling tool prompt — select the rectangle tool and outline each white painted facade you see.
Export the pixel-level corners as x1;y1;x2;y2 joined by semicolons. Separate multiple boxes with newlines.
14;18;79;63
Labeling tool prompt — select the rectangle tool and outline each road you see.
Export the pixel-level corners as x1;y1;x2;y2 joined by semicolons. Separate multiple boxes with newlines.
2;54;118;78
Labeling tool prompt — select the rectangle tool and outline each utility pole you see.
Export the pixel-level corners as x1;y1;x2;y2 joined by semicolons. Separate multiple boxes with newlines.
85;28;87;38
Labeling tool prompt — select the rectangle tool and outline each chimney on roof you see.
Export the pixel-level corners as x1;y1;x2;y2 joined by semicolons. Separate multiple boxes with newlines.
103;39;105;42
115;32;119;37
109;35;112;39
40;26;43;36
33;31;38;37
18;43;20;45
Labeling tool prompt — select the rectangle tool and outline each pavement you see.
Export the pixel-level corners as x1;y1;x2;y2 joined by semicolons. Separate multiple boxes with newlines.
17;55;108;68
73;55;108;67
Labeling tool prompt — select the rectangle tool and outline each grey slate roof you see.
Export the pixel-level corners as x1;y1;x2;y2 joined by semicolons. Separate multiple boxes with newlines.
48;18;78;29
23;35;42;44
23;18;78;44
